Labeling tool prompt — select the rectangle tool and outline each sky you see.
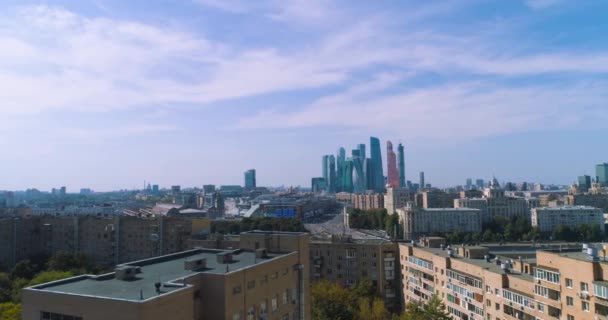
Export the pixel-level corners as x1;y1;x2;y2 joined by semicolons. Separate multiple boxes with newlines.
0;0;607;191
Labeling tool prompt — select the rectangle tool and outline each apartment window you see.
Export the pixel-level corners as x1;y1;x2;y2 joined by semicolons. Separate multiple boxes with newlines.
566;296;574;306
292;288;297;304
247;307;255;320
537;303;544;313
494;288;499;296
260;300;267;315
567;315;575;320
272;296;278;311
485;285;491;293
495;303;500;311
247;280;256;290
232;312;241;320
283;290;288;305
582;301;590;312
566;278;573;288
486;299;491;307
233;285;242;295
581;282;589;292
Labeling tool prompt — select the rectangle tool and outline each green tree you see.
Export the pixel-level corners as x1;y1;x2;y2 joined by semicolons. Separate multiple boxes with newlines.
311;281;354;320
47;252;90;274
28;271;73;287
357;297;389;320
9;261;35;281
0;274;11;303
397;301;426;320
422;295;452;320
0;302;22;320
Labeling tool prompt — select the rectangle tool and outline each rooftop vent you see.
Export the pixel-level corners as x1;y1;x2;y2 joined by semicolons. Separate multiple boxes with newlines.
484;255;490;262
501;263;510;274
588;247;599;262
217;252;233;264
255;248;268;259
115;266;140;281
447;248;454;257
184;257;207;271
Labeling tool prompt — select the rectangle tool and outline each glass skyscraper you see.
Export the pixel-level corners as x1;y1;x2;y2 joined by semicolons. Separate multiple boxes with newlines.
342;159;353;193
369;137;384;193
336;147;345;192
397;143;405;188
597;163;608;186
351;149;366;193
387;141;399;188
244;169;256;189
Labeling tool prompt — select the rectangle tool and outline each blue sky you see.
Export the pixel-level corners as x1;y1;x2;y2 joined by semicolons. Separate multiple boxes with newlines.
0;0;607;191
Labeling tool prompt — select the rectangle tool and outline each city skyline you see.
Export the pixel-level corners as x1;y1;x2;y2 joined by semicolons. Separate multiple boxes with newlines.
0;1;607;190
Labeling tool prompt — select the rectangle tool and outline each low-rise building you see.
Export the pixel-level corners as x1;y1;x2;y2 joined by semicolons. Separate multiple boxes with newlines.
531;206;604;233
24;244;309;320
352;193;384;211
397;207;481;240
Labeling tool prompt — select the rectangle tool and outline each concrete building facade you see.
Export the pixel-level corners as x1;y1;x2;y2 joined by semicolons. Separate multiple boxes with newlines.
384;187;410;215
352;193;384;211
531;206;604;233
396;207;482;240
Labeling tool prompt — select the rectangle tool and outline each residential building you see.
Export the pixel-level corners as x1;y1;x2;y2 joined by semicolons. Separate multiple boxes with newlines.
310;235;399;310
24;231;310;320
384;187;409;215
387;141;399;188
416;190;458;209
244;169;256;189
566;193;608;212
400;239;608;320
397;143;406;188
352;193;384;211
531;206;604;233
397;206;482;240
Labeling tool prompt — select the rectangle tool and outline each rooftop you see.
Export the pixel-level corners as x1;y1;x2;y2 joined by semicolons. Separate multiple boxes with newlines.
28;248;287;302
534;205;601;211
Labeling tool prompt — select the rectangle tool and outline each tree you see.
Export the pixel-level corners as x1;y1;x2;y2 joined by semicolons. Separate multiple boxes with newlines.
28;271;73;287
422;295;452;320
47;252;90;274
0;274;11;303
311;281;354;320
10;261;35;280
357;297;389;320
397;301;426;320
0;302;21;320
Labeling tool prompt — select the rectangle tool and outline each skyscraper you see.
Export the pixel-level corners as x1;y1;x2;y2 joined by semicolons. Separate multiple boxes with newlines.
370;137;384;193
358;144;366;160
597;163;608;186
419;171;425;189
476;179;484;189
244;169;256;189
327;155;336;193
343;159;354;193
578;175;591;192
322;155;329;183
397;143;405;188
364;158;373;191
352;149;366;194
386;141;399;188
336;147;346;192
466;178;473;189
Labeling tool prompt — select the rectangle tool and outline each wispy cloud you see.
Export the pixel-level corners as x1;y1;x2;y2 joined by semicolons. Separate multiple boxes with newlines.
524;0;563;9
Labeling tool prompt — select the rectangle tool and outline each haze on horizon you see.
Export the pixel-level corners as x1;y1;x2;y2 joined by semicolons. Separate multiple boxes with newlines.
0;0;607;191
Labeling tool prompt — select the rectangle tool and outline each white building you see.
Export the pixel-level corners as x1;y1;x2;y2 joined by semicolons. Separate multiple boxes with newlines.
384;187;409;215
531;206;604;233
397;206;482;240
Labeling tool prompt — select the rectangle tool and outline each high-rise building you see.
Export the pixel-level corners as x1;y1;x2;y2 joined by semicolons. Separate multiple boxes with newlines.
358;143;366;160
311;177;327;193
465;178;472;189
419;172;425;190
244;169;256;189
397;143;405;188
386;141;399;188
342;159;354;193
336;148;346;192
327;155;336;193
322;155;329;183
384;186;409;215
59;186;66;196
370;137;384;193
364;158;373;191
351;150;366;194
152;185;159;194
578;175;592;192
475;179;484;189
202;185;215;194
597;163;608;186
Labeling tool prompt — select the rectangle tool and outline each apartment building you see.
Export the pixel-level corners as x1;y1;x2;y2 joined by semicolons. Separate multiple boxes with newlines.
531;206;604;234
309;235;399;310
396;207;482;240
352;193;384;210
0;216;210;270
454;183;533;223
400;238;608;320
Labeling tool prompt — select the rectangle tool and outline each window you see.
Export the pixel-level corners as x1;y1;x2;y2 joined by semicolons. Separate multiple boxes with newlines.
495;303;500;311
581;282;589;292
233;285;242;295
566;296;574;306
595;283;608;299
232;312;241;320
567;316;574;320
566;278;573;288
260;300;267;315
283;290;288;305
582;301;590;312
247;280;256;290
534;267;560;284
272;296;278;311
537;303;544;313
247;307;255;320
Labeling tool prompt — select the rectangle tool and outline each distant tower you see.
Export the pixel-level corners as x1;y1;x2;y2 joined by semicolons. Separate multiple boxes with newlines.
244;169;256;189
397;143;406;188
327;155;336;193
336;147;346;192
419;172;425;189
597;163;608;187
370;137;384;193
351;149;366;194
386;141;399;188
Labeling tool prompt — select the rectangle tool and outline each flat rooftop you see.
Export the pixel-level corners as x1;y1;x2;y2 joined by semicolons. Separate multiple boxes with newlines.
28;248;286;302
